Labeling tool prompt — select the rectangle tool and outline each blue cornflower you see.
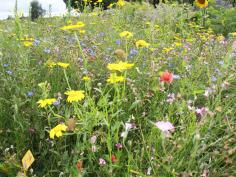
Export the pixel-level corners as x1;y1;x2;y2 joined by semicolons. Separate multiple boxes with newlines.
6;70;13;75
27;91;34;97
115;40;121;45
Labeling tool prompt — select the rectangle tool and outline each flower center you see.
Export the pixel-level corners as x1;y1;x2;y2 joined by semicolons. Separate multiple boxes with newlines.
198;0;205;4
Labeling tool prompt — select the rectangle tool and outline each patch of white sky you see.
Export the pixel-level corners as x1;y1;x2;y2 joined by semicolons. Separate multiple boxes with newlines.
0;0;67;19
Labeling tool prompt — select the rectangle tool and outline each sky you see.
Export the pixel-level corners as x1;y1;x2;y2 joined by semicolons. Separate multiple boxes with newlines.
0;0;67;19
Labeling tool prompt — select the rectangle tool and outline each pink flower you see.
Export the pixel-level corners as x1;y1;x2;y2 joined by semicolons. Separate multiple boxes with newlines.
90;135;97;144
99;158;106;166
155;121;174;132
115;143;123;149
196;107;207;117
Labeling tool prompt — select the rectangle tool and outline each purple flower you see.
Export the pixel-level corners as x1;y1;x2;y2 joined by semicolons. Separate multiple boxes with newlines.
27;91;34;97
6;70;13;75
115;143;123;149
53;100;60;106
155;121;175;132
211;76;217;82
129;48;138;58
33;39;40;46
3;64;9;67
196;107;207;117
166;93;175;104
115;39;121;45
99;158;106;166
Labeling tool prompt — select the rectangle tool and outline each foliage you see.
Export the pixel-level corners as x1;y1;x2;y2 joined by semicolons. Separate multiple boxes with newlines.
205;6;236;36
0;2;236;177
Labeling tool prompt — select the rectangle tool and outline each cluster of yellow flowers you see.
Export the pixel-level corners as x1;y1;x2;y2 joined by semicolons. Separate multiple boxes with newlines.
46;61;70;69
107;61;134;84
61;21;85;31
135;40;150;48
49;124;68;139
20;37;34;47
107;61;134;72
107;73;125;84
37;98;56;108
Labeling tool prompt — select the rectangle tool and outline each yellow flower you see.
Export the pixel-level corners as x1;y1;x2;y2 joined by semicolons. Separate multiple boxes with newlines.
37;98;56;108
79;30;86;34
82;76;91;81
117;0;125;7
107;61;134;72
135;40;150;48
61;22;85;31
174;42;182;47
119;31;133;38
107;73;125;84
108;3;115;8
46;60;57;68
49;124;68;139
57;62;70;69
230;32;236;36
23;41;33;47
195;0;208;8
65;90;85;103
154;25;160;29
162;47;174;53
97;0;102;2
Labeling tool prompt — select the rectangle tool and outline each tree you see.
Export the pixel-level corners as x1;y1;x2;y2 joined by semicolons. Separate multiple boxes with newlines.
30;0;45;21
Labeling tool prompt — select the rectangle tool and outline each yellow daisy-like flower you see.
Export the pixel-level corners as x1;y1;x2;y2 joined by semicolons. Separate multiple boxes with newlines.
135;40;150;48
64;90;85;103
107;73;125;84
119;31;133;39
61;22;85;31
195;0;208;8
82;76;91;81
46;60;57;68
97;0;102;2
57;62;70;69
49;124;68;139
107;61;134;72
37;98;56;108
117;0;125;7
23;41;33;47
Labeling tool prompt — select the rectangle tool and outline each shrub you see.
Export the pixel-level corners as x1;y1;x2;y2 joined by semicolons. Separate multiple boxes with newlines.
30;0;45;21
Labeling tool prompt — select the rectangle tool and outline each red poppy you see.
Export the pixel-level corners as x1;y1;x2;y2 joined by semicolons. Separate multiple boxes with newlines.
111;154;117;163
160;71;173;83
76;160;83;171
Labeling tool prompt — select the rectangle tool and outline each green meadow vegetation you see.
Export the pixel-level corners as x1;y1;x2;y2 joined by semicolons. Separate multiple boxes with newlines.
0;0;235;176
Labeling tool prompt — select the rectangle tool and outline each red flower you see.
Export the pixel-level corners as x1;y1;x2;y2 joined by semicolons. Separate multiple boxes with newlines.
160;71;173;83
76;160;83;171
111;154;117;163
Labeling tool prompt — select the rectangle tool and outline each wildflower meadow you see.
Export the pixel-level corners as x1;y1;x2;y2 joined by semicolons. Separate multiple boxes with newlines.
0;0;236;176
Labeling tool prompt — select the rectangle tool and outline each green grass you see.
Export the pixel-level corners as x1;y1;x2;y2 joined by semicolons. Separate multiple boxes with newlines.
0;2;235;177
